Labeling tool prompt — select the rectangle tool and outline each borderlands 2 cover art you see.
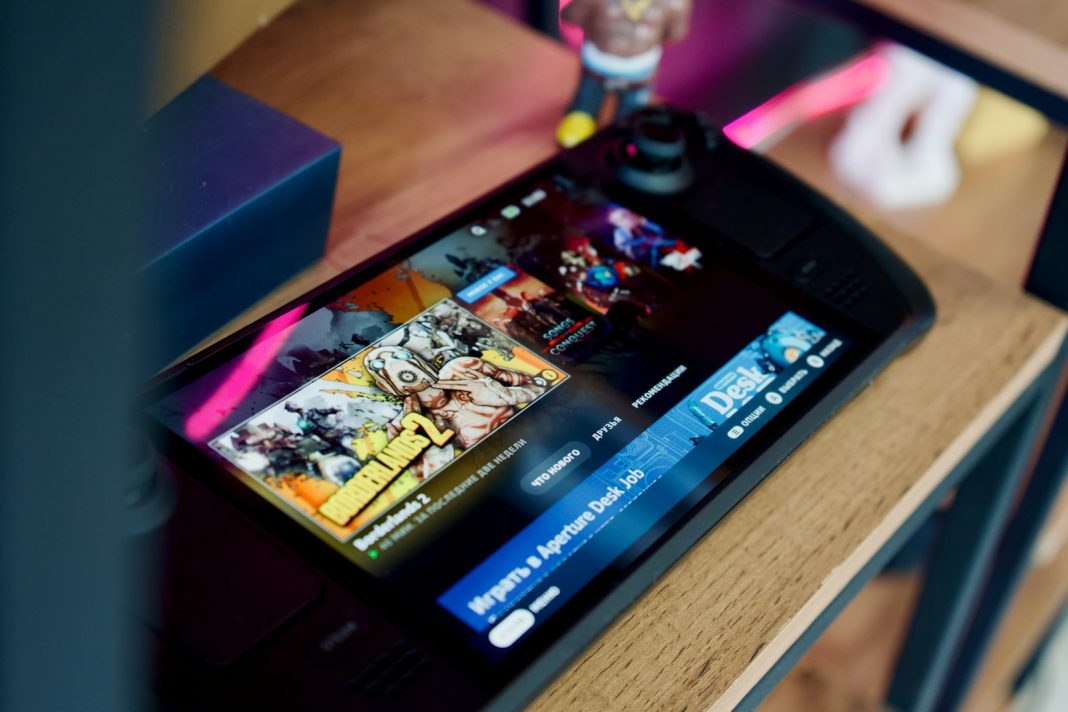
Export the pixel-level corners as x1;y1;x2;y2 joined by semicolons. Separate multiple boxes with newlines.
210;299;566;540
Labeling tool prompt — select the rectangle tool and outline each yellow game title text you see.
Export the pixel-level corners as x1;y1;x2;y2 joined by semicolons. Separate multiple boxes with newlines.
319;413;454;526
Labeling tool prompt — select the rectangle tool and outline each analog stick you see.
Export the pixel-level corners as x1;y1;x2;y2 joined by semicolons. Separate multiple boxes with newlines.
613;110;694;193
630;116;686;163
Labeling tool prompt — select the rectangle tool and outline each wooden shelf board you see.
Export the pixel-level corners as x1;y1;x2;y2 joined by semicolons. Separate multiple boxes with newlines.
759;477;1068;712
759;572;921;712
850;0;1068;100
757;105;1068;712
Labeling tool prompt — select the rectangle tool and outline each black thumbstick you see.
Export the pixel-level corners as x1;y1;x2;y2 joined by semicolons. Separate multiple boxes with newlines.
630;115;686;162
612;110;694;194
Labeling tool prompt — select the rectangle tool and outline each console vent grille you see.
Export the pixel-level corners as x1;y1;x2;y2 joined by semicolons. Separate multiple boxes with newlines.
345;641;432;700
824;269;869;309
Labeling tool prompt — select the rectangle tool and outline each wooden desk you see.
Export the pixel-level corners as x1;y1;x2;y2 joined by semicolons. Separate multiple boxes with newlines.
849;0;1068;100
208;0;1068;708
796;4;1068;710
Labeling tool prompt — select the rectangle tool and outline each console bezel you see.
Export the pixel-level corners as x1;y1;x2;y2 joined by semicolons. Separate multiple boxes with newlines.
141;109;935;710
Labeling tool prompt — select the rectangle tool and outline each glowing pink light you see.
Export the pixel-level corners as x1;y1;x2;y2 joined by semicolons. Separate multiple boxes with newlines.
559;0;584;49
723;52;892;149
184;304;308;441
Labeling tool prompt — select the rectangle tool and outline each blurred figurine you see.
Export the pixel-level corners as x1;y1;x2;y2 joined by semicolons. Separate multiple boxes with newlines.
557;0;693;148
829;43;978;210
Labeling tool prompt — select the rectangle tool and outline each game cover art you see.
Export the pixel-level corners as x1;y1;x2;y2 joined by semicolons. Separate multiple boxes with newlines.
514;202;701;320
210;299;567;540
457;264;609;362
597;204;702;273
517;231;661;318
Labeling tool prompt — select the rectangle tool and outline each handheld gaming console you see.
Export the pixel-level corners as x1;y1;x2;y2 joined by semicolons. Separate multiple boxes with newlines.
139;108;934;710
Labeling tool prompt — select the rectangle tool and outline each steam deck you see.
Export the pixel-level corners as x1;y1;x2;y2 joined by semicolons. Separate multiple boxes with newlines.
139;108;934;710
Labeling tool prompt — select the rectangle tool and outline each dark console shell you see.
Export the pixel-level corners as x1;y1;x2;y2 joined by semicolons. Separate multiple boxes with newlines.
141;107;934;712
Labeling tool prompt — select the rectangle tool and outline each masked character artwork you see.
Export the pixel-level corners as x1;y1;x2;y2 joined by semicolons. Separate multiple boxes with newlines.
364;345;549;449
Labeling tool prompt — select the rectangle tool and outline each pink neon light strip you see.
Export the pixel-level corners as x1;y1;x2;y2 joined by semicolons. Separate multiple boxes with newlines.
184;304;308;441
723;52;891;149
558;0;583;48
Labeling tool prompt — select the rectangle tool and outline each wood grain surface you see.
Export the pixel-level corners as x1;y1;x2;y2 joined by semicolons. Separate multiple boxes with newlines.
850;0;1068;99
201;1;1068;708
759;572;924;712
197;0;578;356
757;482;1068;712
153;0;300;112
213;0;576;271
963;0;1068;48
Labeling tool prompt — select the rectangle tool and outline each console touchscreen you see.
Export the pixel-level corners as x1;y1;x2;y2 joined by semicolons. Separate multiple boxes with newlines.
147;170;869;669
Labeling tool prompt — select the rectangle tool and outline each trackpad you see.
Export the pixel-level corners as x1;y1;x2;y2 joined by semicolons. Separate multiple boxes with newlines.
685;175;813;258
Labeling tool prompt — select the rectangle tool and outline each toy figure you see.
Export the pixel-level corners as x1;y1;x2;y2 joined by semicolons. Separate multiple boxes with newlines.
829;44;978;210
557;0;693;148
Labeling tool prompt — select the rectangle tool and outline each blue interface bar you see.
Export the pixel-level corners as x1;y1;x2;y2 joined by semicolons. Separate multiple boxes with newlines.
438;312;840;632
456;265;517;304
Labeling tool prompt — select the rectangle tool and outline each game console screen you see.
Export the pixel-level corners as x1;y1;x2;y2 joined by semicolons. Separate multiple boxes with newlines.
149;174;856;659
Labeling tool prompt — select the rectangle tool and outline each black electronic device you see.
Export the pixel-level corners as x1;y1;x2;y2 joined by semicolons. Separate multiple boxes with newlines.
139;108;934;710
